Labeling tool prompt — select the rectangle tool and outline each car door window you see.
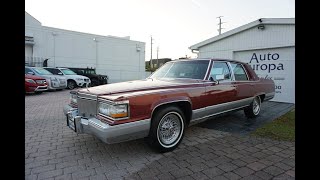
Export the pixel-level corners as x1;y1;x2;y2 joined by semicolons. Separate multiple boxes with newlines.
46;68;60;75
209;62;232;81
230;63;249;81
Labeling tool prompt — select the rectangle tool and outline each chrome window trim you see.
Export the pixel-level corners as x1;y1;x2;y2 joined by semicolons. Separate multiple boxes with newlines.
203;60;213;80
227;62;236;81
240;64;250;81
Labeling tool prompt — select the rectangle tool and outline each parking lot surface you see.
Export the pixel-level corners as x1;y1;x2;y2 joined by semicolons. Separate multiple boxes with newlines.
199;101;294;135
25;90;295;180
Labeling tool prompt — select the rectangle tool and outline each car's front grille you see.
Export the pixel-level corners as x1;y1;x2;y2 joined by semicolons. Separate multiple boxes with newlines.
36;80;46;85
77;93;97;118
84;79;89;82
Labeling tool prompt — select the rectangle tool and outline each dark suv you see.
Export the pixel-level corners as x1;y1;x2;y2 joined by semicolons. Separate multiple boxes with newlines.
64;67;108;86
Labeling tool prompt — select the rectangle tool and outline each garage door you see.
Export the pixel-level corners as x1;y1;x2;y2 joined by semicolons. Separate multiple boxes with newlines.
25;45;33;57
233;47;295;103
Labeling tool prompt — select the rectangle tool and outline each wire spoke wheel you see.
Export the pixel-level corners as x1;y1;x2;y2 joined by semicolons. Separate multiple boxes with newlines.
157;114;182;146
252;97;261;115
148;106;186;152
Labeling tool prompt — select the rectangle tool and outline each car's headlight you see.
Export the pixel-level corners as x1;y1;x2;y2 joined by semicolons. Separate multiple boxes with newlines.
50;77;58;81
25;79;36;84
70;94;77;105
76;78;83;81
98;102;129;119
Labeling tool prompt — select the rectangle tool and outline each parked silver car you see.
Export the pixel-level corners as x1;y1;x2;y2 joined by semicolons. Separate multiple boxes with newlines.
25;66;67;90
44;67;91;89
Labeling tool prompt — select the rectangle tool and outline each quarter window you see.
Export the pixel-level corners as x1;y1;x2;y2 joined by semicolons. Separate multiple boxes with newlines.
209;62;231;81
230;63;248;81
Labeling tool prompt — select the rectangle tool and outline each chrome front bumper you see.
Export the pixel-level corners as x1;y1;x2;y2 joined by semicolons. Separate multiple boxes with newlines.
63;105;151;144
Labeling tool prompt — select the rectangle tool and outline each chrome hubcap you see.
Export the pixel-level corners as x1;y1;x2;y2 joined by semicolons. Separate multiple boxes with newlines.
253;97;260;115
158;113;182;145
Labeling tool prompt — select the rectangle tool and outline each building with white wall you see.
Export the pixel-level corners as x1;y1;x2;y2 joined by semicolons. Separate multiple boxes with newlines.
25;12;146;83
190;18;295;103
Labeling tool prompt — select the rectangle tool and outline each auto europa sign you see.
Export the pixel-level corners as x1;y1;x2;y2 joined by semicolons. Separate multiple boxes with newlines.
249;53;284;73
233;47;295;103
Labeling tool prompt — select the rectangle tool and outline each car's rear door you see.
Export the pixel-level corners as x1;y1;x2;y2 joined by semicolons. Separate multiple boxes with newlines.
229;62;254;106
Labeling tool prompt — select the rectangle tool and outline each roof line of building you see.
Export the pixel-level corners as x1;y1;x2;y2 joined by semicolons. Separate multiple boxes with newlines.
25;11;144;44
25;11;42;25
42;26;145;44
189;18;295;50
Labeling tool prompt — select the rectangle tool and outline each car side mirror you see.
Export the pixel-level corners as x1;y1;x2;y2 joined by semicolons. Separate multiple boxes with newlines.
58;72;63;75
27;72;35;75
209;76;219;84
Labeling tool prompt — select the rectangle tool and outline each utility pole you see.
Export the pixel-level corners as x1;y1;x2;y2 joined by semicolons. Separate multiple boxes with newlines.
150;36;154;68
217;16;225;35
156;46;159;68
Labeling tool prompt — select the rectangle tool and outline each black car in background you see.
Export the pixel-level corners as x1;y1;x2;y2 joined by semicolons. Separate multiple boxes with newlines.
62;67;108;86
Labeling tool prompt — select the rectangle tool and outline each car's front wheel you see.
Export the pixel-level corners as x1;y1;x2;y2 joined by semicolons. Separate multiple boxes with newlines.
244;96;261;118
147;106;186;153
67;80;76;90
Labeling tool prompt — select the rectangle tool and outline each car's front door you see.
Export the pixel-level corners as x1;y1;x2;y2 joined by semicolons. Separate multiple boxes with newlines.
204;61;237;116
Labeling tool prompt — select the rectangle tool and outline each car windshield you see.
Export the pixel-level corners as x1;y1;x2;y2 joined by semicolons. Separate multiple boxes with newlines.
33;68;53;75
150;60;209;80
61;69;77;75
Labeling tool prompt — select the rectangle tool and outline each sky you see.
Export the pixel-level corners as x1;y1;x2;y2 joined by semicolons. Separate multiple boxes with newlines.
25;0;295;61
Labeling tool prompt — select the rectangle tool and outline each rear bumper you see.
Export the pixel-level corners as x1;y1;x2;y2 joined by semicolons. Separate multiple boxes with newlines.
265;92;275;101
63;105;150;144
